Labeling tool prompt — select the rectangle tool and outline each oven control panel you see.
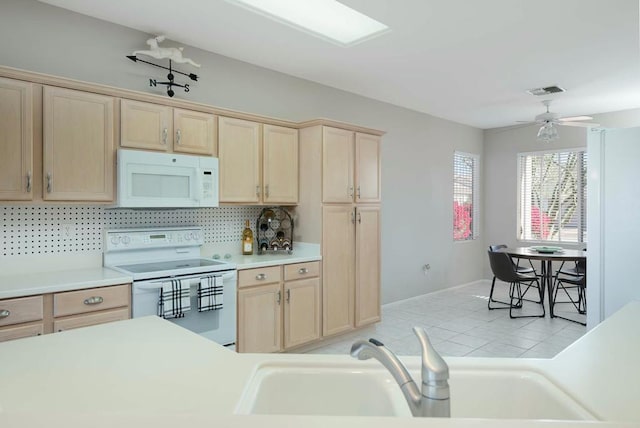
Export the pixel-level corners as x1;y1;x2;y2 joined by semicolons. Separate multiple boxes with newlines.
104;227;204;252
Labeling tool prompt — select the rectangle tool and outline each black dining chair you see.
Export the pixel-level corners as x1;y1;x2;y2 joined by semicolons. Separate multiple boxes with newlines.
487;250;545;318
487;245;537;310
551;259;586;325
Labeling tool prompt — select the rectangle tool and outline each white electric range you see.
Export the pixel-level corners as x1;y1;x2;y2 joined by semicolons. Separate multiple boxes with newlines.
103;227;237;348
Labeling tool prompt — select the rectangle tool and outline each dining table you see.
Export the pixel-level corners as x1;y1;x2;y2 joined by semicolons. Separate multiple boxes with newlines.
495;247;586;318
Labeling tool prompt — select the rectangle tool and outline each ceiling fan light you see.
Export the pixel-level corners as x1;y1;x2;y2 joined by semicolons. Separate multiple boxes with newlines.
537;122;559;142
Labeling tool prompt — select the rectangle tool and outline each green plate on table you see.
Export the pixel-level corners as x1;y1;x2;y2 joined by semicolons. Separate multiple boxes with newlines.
530;246;563;254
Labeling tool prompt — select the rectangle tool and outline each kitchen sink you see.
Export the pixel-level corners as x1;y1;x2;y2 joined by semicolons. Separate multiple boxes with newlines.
236;363;596;420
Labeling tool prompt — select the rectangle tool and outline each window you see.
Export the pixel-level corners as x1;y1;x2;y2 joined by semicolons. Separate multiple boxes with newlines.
518;149;587;243
453;152;479;241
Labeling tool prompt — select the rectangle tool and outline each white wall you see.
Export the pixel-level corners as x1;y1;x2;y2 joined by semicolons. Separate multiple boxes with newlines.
0;0;485;303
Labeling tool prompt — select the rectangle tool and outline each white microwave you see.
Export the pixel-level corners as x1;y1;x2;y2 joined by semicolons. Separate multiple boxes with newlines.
117;149;219;208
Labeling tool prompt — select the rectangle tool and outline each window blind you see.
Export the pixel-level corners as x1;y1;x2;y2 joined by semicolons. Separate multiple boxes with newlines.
453;152;479;241
518;150;587;243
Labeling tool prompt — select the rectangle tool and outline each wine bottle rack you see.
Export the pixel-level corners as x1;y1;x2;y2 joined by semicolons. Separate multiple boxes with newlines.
255;207;294;254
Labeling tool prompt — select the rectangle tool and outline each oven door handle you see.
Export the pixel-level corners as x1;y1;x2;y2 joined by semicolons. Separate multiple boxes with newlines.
135;271;236;290
135;283;164;290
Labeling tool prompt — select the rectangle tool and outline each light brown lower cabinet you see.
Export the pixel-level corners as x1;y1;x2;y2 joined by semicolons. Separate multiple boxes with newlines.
0;283;131;342
237;262;321;353
53;307;130;332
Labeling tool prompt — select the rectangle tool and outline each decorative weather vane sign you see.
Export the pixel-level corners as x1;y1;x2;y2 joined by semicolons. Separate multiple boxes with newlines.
127;35;200;97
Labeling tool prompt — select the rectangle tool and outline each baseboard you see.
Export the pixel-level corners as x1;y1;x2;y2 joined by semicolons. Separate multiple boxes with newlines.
382;279;491;309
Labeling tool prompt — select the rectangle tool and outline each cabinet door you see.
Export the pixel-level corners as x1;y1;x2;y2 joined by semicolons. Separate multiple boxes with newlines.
322;127;354;203
0;323;43;342
355;133;381;203
120;99;172;151
237;283;282;353
355;206;381;326
218;117;261;203
284;277;321;349
43;87;115;201
263;125;298;204
0;78;33;200
322;205;355;336
53;307;130;332
173;108;216;155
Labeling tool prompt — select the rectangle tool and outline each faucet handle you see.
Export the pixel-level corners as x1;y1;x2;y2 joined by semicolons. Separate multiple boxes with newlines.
413;327;449;383
369;338;384;347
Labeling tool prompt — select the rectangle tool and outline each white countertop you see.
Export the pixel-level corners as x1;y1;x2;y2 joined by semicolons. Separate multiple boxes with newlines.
0;243;320;300
1;302;639;427
201;242;321;270
0;267;132;299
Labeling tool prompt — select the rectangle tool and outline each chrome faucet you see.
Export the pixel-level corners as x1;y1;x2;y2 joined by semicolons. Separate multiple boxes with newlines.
350;327;450;417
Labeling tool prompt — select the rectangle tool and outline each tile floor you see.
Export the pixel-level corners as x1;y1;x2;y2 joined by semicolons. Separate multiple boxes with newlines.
305;281;586;358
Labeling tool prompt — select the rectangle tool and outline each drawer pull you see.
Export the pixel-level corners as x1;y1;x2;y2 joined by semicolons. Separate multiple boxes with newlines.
298;268;309;274
83;296;104;306
0;309;10;319
255;273;267;280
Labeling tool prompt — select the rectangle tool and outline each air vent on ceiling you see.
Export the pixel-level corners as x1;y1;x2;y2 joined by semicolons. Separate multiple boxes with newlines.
526;86;566;96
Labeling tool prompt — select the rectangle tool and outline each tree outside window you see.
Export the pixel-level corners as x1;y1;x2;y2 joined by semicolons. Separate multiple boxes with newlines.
454;152;479;241
519;150;587;243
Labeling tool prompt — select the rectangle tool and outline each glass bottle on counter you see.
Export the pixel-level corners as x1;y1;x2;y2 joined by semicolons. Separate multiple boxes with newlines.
242;220;254;255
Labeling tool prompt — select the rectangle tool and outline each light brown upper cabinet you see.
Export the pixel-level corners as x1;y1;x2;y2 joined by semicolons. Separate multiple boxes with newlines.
218;117;261;204
263;124;298;204
120;99;216;156
355;133;381;203
43;86;115;202
322;127;381;204
219;117;298;205
0;77;33;201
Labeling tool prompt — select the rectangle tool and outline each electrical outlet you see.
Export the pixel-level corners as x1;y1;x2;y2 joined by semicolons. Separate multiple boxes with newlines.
60;222;75;238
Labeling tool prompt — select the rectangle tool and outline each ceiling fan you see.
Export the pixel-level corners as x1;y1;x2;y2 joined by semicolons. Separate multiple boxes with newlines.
518;100;600;142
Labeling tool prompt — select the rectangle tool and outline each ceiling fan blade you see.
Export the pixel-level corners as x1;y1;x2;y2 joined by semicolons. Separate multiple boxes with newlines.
557;121;600;128
515;121;536;124
558;116;593;122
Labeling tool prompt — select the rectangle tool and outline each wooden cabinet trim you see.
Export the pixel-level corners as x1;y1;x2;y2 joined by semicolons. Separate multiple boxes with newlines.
53;284;130;318
53;307;130;333
238;266;282;288
284;261;320;281
0;295;44;327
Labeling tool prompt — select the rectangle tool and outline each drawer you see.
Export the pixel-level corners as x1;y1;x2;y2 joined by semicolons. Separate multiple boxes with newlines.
284;261;320;281
54;284;130;317
54;307;130;332
238;266;282;288
0;295;44;327
0;323;44;342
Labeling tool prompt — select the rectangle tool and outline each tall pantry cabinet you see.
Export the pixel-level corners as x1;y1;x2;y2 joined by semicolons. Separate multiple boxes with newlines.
298;125;382;337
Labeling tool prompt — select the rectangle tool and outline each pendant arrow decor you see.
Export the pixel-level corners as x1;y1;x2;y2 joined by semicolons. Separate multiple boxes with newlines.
127;35;201;98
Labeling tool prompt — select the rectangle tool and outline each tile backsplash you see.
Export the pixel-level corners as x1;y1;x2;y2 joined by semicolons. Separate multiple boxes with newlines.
1;205;262;257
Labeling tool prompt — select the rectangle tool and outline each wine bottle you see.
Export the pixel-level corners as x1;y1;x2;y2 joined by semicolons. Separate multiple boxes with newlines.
242;220;254;255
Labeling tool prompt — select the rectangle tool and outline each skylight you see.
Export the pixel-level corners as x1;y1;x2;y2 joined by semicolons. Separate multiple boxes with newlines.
227;0;389;46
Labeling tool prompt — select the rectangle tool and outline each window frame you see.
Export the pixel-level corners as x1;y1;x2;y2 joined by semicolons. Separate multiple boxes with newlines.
516;147;587;244
453;151;480;242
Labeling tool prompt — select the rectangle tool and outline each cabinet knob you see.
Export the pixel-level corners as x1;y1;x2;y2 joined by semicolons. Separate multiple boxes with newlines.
298;268;309;274
256;273;267;280
26;172;32;193
265;185;269;198
358;212;362;224
162;128;168;145
83;296;104;305
256;185;261;197
286;288;291;303
276;290;281;305
357;185;361;198
46;173;52;193
349;185;354;197
0;309;10;319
